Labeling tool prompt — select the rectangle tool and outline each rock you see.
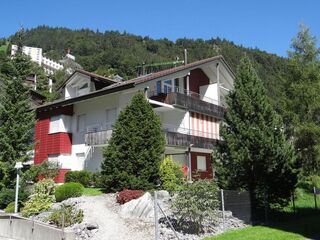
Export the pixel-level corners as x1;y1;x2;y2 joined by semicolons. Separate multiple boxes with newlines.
120;192;154;220
86;223;99;230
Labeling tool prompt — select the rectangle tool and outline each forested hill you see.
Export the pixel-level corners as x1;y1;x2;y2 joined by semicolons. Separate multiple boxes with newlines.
9;26;289;103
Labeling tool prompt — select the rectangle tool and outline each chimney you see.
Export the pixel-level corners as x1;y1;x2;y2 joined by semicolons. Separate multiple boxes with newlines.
184;49;188;65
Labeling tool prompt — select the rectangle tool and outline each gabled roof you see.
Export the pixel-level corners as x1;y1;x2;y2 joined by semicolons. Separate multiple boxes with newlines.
58;69;117;90
37;55;234;112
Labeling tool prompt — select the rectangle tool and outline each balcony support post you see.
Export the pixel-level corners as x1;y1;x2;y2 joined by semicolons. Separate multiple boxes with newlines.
216;62;220;103
188;144;193;182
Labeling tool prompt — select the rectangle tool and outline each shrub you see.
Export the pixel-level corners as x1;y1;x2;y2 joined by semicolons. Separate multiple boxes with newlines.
0;188;15;209
116;189;144;204
22;179;56;217
172;180;220;234
47;204;84;227
22;160;60;183
55;182;84;202
297;175;320;191
4;202;15;213
90;172;104;188
159;156;184;192
0;188;29;209
65;170;92;187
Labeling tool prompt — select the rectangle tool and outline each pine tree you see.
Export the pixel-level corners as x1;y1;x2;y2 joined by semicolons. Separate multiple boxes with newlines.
285;24;320;176
0;53;35;188
101;92;165;191
215;56;297;211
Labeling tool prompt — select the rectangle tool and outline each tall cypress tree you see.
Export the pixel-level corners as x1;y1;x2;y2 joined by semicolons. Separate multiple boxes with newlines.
0;53;35;188
101;92;165;192
215;56;297;210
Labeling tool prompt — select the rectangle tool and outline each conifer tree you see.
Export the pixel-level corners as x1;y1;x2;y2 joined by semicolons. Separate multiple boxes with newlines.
0;53;35;188
101;92;165;191
285;24;320;175
215;56;297;210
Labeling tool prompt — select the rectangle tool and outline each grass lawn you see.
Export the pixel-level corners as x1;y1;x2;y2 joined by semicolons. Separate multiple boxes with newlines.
83;188;103;196
204;226;304;240
205;189;320;240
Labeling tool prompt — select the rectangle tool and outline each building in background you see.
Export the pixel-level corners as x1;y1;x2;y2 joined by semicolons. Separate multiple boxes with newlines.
34;56;234;183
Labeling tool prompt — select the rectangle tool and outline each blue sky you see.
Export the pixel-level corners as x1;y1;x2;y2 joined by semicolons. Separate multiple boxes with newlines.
1;0;319;57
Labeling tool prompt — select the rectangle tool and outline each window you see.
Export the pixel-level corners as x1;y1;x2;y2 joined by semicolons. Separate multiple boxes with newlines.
197;156;207;171
49;115;71;134
49;115;61;133
77;114;86;133
156;81;161;94
163;80;173;93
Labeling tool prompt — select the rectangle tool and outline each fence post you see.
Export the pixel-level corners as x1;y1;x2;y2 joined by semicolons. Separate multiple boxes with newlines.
264;191;268;223
221;189;225;231
61;212;65;240
313;187;318;210
292;191;296;214
154;191;159;240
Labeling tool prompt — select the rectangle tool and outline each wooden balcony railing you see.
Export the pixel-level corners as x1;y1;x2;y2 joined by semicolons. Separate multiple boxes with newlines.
164;130;219;149
85;129;113;146
149;90;225;119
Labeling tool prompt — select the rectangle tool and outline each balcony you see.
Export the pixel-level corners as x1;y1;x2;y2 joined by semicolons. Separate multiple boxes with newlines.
84;122;113;146
163;124;220;149
149;88;225;119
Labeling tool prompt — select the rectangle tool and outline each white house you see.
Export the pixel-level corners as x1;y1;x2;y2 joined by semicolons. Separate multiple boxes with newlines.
34;56;234;182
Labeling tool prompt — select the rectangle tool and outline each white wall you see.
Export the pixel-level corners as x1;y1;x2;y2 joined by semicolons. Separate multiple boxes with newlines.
199;83;219;103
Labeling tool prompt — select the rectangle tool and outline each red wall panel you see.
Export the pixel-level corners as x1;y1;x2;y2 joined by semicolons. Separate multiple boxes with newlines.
189;68;210;94
54;169;71;183
34;117;72;164
190;152;213;179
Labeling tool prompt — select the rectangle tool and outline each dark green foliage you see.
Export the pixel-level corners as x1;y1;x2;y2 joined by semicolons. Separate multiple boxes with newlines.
8;26;290;105
215;56;297;210
284;24;320;176
0;188;28;209
55;182;84;202
172;180;219;234
0;188;15;209
48;204;84;227
101;92;165;192
90;172;104;188
0;53;35;188
64;170;92;187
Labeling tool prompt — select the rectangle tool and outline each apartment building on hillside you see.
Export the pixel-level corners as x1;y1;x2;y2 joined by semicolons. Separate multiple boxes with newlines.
34;56;234;182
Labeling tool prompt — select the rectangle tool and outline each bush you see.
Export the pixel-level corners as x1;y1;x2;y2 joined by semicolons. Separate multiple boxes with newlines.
65;170;92;187
22;160;60;183
90;172;104;188
47;204;84;227
172;180;220;234
159;156;184;192
55;182;84;202
116;189;144;204
22;179;56;217
297;175;320;191
0;188;15;209
4;202;15;213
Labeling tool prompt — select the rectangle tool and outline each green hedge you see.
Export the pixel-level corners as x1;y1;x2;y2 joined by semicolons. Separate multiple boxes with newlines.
55;182;84;202
65;171;92;187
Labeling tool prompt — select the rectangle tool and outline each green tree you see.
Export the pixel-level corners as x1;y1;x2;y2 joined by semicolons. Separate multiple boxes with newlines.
0;53;35;188
285;24;320;176
101;92;165;191
215;56;297;211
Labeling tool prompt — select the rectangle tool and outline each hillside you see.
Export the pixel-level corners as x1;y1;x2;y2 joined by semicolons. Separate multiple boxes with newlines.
9;26;290;104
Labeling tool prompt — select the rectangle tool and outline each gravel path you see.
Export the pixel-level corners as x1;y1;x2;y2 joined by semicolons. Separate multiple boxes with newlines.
77;194;154;240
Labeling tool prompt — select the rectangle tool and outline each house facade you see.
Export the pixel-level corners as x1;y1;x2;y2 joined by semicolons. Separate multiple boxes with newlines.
34;56;234;182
